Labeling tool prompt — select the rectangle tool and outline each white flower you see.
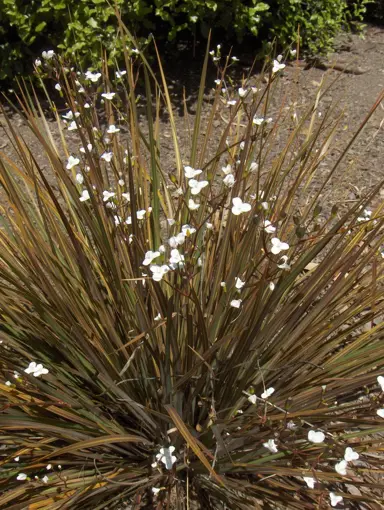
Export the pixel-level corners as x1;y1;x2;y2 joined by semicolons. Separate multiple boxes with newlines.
290;49;297;56
269;282;275;291
114;215;122;226
181;224;196;236
220;282;226;288
271;237;289;255
118;179;125;186
261;202;269;210
235;278;245;290
24;362;48;377
101;92;115;100
377;375;384;391
377;408;384;418
249;162;258;172
240;142;245;150
125;217;132;225
101;152;113;163
79;190;90;202
46;464;52;470
143;251;160;266
206;222;213;230
107;124;120;134
261;387;275;399
169;249;183;265
344;447;359;462
230;299;242;308
303;476;315;489
188;179;209;195
5;381;11;386
248;394;257;405
103;190;115;202
253;116;265;126
263;439;278;453
335;459;347;476
122;192;130;202
277;255;290;270
308;430;325;443
184;166;202;179
62;111;79;120
159;245;165;253
272;59;286;73
169;235;184;248
167;218;175;226
84;102;91;108
227;100;237;106
42;475;49;483
137;210;146;220
214;79;221;85
188;199;200;210
55;84;62;91
223;174;235;187
150;265;170;282
156;446;177;469
152;487;161;495
222;164;232;175
231;56;239;62
80;143;92;153
68;121;78;131
238;87;247;97
330;493;343;507
357;208;372;222
85;70;101;82
17;473;27;481
154;313;161;321
66;156;80;170
232;197;252;216
116;70;127;79
264;220;276;234
75;173;84;184
35;58;42;67
42;50;55;60
14;457;20;462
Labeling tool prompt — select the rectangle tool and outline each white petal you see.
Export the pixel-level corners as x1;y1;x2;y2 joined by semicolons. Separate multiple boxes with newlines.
303;476;315;489
308;430;325;443
335;460;347;476
261;387;275;399
230;299;242;308
344;447;359;462
330;492;343;507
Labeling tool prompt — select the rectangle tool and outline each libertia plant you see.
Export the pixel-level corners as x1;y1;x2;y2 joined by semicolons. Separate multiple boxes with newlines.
0;23;384;510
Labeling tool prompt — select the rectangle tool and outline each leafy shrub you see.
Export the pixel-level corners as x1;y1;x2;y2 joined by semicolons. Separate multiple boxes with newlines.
0;41;384;508
0;0;370;82
269;0;370;54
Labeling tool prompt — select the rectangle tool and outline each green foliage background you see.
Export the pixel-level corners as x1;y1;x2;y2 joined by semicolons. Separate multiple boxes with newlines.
0;0;370;80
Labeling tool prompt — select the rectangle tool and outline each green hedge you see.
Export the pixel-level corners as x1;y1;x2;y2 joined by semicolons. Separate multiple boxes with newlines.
0;0;370;81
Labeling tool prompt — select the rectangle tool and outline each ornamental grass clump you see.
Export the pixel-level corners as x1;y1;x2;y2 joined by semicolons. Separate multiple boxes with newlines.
0;36;384;509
